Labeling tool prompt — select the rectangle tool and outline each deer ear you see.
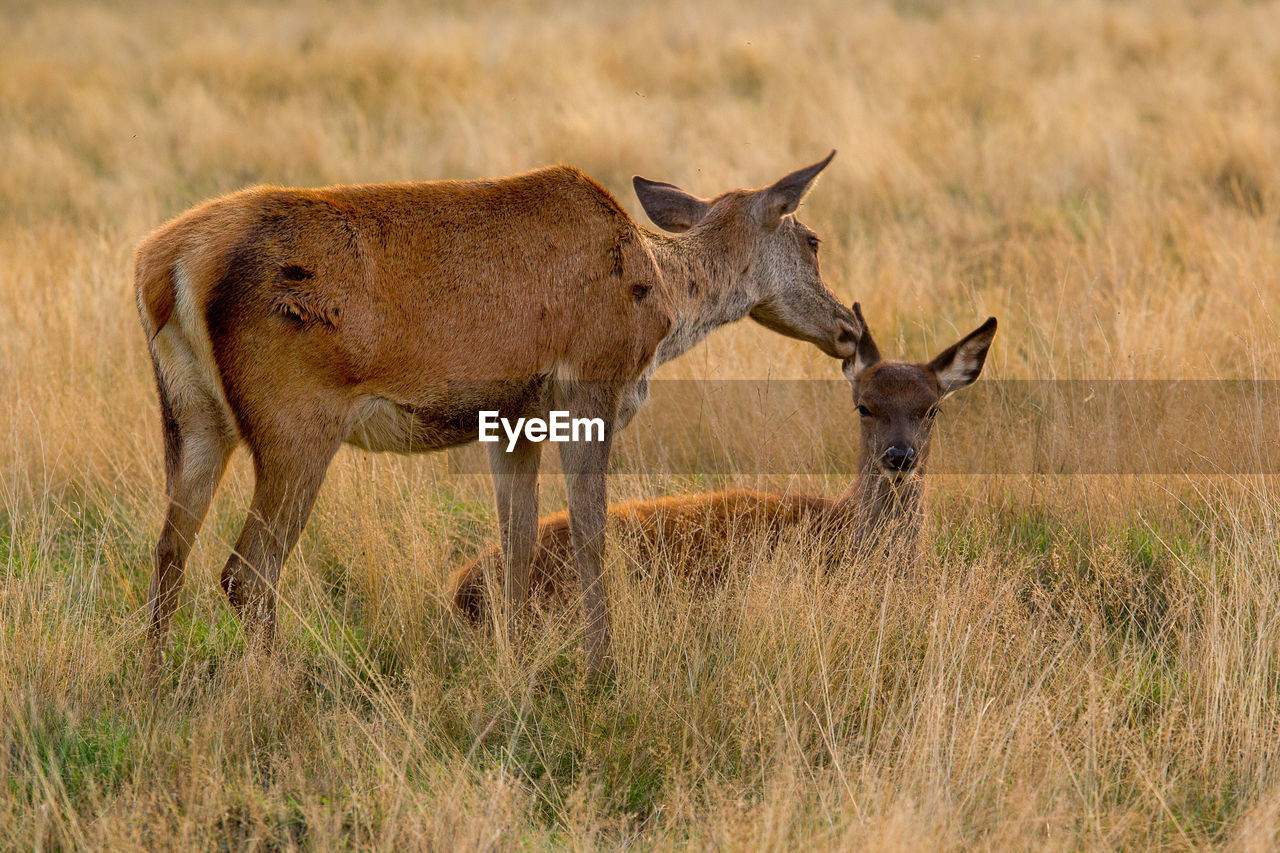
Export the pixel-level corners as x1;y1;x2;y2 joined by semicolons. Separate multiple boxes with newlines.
928;317;997;396
755;150;836;228
633;176;711;233
842;302;880;380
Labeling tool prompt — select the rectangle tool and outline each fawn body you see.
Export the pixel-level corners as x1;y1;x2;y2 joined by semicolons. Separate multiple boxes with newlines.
137;156;858;670
451;305;996;619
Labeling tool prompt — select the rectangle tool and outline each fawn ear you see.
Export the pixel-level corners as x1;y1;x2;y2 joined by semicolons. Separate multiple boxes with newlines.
842;303;880;380
929;317;997;396
633;177;711;233
755;150;836;228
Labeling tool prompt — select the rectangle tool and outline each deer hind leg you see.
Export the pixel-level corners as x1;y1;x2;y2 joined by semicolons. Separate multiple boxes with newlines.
219;401;348;648
146;373;236;674
487;439;543;645
554;382;619;673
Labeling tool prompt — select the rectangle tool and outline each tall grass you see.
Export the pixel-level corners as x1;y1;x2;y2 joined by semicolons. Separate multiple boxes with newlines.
4;0;1280;847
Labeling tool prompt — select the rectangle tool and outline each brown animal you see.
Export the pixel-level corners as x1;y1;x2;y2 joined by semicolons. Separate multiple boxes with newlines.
450;304;996;619
136;155;859;671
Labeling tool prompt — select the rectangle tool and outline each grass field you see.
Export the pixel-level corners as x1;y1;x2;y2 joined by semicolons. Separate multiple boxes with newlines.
5;0;1280;848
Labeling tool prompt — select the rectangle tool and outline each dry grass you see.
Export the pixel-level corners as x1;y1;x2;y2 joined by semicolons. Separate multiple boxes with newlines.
4;0;1280;848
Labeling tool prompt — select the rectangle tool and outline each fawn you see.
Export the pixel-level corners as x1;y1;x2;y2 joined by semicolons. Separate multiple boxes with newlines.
451;304;996;619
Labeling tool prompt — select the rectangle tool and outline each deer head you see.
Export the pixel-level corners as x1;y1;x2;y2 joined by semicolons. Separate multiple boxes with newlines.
632;152;859;358
842;303;996;481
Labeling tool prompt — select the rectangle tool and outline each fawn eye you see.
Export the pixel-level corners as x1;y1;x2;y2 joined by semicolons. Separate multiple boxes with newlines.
856;404;873;417
924;405;940;420
807;235;820;251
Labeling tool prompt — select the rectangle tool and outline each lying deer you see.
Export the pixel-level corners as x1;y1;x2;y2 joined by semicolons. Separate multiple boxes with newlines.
136;154;859;671
450;304;996;619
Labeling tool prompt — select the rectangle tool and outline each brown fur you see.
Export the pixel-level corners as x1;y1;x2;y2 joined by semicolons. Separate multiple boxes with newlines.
137;157;859;672
140;171;667;393
450;306;997;620
451;489;845;620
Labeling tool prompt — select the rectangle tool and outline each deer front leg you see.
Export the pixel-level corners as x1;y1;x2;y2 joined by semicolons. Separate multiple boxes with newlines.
487;438;543;648
555;385;618;674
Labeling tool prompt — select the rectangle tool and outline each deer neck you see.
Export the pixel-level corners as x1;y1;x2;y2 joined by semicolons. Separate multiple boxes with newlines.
645;225;754;367
829;460;925;548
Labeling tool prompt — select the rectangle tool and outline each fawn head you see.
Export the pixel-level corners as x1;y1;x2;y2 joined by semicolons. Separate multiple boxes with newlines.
632;152;860;358
842;303;996;481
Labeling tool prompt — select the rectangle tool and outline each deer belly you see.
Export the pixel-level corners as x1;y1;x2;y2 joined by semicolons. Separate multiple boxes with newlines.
344;377;551;453
344;397;477;452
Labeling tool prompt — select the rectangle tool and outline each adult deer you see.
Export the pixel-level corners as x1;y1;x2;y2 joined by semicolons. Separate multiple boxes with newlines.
136;155;858;671
450;304;996;618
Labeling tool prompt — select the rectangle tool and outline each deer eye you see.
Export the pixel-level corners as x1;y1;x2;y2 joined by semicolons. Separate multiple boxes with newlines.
856;404;873;417
924;405;940;420
807;235;820;251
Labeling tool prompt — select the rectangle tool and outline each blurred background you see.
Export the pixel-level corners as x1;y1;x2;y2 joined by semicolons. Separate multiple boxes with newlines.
4;1;1280;848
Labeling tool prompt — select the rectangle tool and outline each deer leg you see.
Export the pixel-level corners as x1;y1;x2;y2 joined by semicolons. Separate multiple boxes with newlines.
487;438;543;645
555;384;618;673
145;376;236;675
220;409;346;648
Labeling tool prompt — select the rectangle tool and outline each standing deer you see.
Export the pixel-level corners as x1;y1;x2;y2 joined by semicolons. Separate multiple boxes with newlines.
450;304;996;618
136;154;859;671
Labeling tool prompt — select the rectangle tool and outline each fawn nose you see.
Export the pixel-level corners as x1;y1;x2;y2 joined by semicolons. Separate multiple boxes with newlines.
881;446;916;471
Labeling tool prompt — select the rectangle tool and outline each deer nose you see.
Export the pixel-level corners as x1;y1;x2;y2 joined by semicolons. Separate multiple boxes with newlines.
834;321;858;357
881;446;916;471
